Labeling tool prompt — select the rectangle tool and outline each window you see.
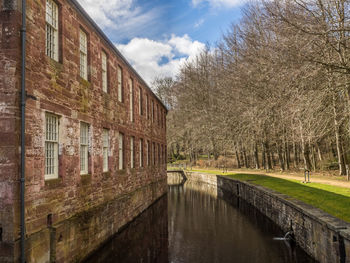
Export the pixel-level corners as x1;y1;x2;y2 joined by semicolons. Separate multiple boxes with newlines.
102;52;108;93
151;100;154;123
129;78;134;122
153;142;156;165
80;30;88;80
80;122;89;174
119;133;124;170
139;139;143;167
45;113;59;180
139;87;143;115
130;136;135;168
103;129;109;172
118;66;123;102
158;144;160;165
157;104;159;125
146;140;150;166
146;95;149;119
45;0;59;61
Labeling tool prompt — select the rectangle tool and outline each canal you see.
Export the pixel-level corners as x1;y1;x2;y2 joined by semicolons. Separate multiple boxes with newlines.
84;181;315;263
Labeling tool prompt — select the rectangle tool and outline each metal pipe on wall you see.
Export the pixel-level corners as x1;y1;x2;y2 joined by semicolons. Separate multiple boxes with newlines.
20;0;27;261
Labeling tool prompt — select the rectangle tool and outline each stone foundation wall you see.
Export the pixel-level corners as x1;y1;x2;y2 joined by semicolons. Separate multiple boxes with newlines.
181;172;350;263
26;178;167;263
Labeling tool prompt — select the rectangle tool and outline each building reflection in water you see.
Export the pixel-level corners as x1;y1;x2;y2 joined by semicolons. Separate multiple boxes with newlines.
83;195;168;263
84;180;314;263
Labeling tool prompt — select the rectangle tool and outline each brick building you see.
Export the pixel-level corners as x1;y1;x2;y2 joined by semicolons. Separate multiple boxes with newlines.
0;0;167;262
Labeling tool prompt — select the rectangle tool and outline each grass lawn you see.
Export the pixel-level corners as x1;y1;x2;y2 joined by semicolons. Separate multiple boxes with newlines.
185;169;350;222
228;174;350;222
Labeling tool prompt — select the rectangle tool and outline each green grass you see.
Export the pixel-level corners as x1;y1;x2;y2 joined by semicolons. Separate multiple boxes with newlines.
225;173;350;222
177;168;350;221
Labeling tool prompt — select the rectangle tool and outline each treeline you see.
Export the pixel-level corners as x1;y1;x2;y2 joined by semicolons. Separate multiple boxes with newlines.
154;0;350;175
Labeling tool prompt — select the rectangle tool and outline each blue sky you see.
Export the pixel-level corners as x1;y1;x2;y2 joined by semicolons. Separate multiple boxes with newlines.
77;0;247;85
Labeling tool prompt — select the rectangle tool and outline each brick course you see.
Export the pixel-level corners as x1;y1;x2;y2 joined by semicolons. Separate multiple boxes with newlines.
0;0;167;262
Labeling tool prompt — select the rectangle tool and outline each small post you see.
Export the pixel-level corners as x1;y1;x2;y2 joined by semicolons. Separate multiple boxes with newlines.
304;169;310;183
346;165;349;182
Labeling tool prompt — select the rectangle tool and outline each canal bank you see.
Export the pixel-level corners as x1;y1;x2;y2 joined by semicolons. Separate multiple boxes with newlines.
169;171;350;263
86;175;314;262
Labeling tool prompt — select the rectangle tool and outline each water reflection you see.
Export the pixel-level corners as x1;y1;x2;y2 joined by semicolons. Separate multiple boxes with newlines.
84;196;168;263
85;181;315;263
168;181;315;263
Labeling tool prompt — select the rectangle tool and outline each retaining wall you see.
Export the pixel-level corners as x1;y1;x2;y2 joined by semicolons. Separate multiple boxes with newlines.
181;171;350;263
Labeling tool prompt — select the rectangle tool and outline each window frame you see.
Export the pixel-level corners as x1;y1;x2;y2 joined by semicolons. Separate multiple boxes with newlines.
118;66;123;102
130;136;135;169
146;140;150;166
45;112;59;180
45;0;59;61
79;29;88;80
80;122;89;175
146;94;149;120
139;138;143;168
119;132;124;170
129;78;134;122
103;129;109;172
139;87;143;116
102;51;108;93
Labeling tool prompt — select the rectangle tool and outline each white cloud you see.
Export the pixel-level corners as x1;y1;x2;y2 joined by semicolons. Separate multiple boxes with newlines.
77;0;161;39
116;35;205;85
194;18;205;28
192;0;248;8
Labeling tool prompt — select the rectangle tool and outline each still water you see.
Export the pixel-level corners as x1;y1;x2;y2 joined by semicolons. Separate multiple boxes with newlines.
85;181;315;263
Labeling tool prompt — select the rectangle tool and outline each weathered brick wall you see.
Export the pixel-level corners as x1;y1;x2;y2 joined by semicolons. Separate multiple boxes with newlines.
0;2;21;262
0;0;167;261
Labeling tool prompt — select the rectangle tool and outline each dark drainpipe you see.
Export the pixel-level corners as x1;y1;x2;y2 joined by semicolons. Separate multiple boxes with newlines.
20;0;27;262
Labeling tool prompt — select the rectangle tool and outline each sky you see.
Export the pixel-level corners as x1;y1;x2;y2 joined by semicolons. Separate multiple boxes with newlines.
77;0;248;85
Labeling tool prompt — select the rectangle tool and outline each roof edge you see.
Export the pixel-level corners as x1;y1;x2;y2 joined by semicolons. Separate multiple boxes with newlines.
69;0;168;111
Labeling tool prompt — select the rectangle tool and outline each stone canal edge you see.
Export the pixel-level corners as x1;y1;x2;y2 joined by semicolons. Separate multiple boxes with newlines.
171;171;350;263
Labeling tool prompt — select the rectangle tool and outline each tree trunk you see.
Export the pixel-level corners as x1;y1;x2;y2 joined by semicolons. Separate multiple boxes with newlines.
311;144;317;171
265;141;272;170
300;122;312;171
254;143;260;169
293;141;298;168
243;147;248;168
262;142;266;169
277;143;285;171
284;141;290;170
333;94;346;175
235;148;241;168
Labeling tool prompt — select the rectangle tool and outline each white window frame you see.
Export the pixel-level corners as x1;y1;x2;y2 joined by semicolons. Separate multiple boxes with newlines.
153;142;156;166
146;95;149;119
146;140;150;166
80;30;88;80
118;66;123;102
129;78;134;122
151;100;154;123
45;0;59;61
130;136;135;169
103;129;109;172
139;139;143;168
45;113;59;180
139;87;142;115
80;122;89;175
119;133;124;170
102;52;108;93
